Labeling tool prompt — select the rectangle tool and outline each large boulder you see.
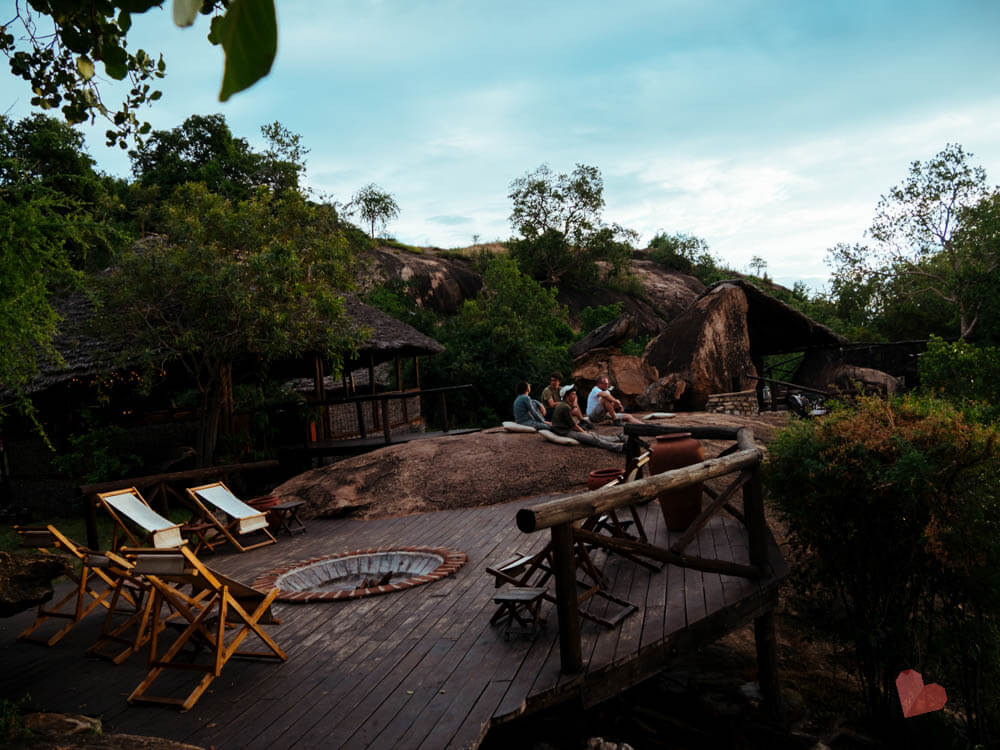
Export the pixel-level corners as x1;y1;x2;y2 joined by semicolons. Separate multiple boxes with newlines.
643;283;755;411
569;315;638;359
794;350;902;395
571;351;659;410
365;246;483;314
0;550;73;617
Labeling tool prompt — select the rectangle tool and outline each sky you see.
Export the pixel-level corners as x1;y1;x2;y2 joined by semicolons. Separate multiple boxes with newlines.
3;0;1000;291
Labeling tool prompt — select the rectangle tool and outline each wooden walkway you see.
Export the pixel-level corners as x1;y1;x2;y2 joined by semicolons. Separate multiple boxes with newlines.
0;498;786;749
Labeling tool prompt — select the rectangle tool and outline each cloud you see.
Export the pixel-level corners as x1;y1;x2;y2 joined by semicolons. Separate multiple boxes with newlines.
427;215;473;225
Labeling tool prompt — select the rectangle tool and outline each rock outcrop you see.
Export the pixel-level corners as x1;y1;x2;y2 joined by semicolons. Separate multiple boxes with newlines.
643;283;756;411
794;350;902;395
571;352;659;410
569;315;638;359
0;550;73;617
366;246;483;314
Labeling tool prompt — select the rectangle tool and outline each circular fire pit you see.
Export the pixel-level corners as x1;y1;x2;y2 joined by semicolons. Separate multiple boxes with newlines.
254;546;467;602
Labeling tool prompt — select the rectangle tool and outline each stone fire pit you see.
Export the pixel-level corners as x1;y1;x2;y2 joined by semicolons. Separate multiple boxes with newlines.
254;546;467;602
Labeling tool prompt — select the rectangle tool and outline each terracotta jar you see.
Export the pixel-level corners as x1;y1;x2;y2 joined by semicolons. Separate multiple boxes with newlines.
588;467;623;491
649;433;704;530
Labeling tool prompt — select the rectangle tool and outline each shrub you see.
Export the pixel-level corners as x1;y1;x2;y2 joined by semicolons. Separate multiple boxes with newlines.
919;335;1000;425
766;395;1000;742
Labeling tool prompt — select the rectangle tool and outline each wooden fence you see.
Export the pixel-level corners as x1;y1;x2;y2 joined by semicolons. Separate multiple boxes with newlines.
515;423;783;713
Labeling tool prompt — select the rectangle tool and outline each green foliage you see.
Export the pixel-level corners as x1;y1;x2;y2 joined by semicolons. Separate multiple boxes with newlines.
207;0;277;102
648;231;730;285
129;114;303;202
865;144;995;341
579;303;624;333
423;256;572;426
93;183;359;464
363;279;440;335
350;184;401;239
0;694;31;743
507;164;637;288
919;336;1000;424
1;1;277;146
767;396;1000;741
52;415;144;483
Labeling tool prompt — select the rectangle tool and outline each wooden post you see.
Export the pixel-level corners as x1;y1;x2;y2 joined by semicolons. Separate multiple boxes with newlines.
85;496;99;550
743;463;768;573
754;611;783;719
381;397;391;445
551;522;583;673
397;357;409;423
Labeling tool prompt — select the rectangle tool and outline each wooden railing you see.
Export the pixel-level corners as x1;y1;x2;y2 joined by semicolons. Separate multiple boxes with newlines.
515;424;774;677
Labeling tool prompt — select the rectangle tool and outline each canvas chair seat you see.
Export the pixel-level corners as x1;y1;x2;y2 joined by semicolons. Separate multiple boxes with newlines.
124;545;286;710
185;482;275;553
96;487;185;551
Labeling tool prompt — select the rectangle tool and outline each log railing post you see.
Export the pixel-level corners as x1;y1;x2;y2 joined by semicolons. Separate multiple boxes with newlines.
551;522;583;673
381;397;392;444
743;462;769;574
440;393;450;433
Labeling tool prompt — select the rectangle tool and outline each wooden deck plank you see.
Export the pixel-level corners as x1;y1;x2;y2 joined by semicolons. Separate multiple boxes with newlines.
0;495;787;750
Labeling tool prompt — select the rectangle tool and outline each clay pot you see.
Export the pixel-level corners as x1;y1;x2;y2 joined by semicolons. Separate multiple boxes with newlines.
649;433;704;530
588;467;623;491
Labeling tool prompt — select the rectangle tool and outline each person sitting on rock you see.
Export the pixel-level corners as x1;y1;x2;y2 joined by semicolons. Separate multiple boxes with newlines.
539;372;563;414
587;376;641;425
541;372;591;430
552;386;623;452
513;380;550;430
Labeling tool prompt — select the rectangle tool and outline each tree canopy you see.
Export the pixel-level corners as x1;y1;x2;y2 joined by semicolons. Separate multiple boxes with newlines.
350;184;401;239
129;113;303;202
507;163;636;287
2;0;277;147
94;182;359;464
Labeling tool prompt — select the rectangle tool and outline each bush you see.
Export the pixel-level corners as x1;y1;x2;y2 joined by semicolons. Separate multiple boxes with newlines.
766;395;1000;742
919;335;1000;425
421;255;572;426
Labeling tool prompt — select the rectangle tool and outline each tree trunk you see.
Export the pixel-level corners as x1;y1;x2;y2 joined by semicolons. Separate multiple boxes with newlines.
196;376;224;467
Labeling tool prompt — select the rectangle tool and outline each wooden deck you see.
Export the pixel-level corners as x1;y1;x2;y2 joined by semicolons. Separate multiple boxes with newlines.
0;498;786;749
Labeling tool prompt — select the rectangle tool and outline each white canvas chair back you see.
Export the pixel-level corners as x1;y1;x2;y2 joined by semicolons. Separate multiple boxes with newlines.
100;489;184;549
191;483;268;534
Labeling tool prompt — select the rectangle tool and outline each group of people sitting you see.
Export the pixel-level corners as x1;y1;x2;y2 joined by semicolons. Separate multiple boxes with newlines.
512;372;641;452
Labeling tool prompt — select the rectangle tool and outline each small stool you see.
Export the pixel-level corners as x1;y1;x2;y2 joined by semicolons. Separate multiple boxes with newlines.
268;500;306;536
492;587;546;639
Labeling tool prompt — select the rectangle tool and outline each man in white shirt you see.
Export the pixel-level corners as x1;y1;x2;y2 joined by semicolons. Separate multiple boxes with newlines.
587;376;641;424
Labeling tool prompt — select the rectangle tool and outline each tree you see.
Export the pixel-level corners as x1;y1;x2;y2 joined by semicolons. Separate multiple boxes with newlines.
1;0;277;147
94;183;359;465
128;114;303;202
748;255;767;278
867;144;996;340
350;184;400;239
508;163;636;287
648;231;728;285
423;255;573;425
1;113;128;423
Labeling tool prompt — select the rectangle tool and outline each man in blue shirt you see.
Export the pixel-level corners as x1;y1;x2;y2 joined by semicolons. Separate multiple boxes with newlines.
513;381;550;430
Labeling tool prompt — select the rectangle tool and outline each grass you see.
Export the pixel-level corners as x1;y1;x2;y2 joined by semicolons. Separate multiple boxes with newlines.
2;508;193;554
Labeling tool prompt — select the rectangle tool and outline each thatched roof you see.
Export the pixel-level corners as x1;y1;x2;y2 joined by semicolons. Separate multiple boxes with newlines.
344;295;444;366
708;279;846;354
9;294;444;398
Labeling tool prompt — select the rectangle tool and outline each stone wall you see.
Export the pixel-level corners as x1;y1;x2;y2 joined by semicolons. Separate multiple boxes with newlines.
704;389;759;416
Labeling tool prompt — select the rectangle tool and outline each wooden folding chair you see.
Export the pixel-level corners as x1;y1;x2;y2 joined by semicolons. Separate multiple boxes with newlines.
487;534;637;631
125;545;286;710
185;482;276;553
14;525;140;647
96;487;185;551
